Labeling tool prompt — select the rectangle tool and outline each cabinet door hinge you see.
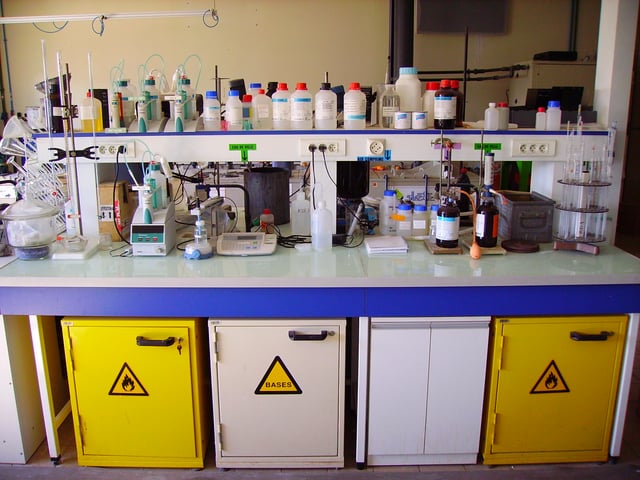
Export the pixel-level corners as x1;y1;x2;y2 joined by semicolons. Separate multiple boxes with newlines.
217;423;223;451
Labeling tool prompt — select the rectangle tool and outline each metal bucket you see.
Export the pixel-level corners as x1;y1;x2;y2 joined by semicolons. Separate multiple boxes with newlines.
243;167;290;225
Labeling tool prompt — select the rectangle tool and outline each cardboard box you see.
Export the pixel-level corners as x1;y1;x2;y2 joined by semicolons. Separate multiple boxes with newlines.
98;181;137;241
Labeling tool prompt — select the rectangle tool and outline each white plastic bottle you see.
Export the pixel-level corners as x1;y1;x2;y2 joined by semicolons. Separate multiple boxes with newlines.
497;101;509;129
412;204;428;237
395;66;422;112
535;107;547;130
252;89;273;130
291;191;310;235
79;90;104;133
311;200;332;251
203;91;221;131
546;100;562;130
396;203;413;237
343;82;366;130
225;89;243;131
272;82;291;129
144;76;161;121
248;82;262;97
379;189;397;235
422;81;439;128
290;82;313;130
484;102;499;130
314;82;337;129
146;162;167;209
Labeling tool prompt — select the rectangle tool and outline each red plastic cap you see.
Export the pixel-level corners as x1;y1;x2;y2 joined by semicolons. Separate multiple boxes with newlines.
296;82;307;90
537;107;546;112
349;82;361;90
440;79;451;88
450;80;460;88
86;90;92;97
258;89;265;94
426;81;440;90
277;83;288;90
263;208;271;214
497;102;508;107
242;94;252;102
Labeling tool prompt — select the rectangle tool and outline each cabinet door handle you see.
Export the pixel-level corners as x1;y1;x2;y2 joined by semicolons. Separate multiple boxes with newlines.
570;331;613;342
288;330;331;341
136;336;176;347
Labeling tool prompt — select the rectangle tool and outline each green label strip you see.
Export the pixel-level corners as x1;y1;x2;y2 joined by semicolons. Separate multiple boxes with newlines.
474;143;502;152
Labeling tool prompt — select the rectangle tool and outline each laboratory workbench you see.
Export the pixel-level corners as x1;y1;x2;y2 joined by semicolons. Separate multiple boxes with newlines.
0;240;637;318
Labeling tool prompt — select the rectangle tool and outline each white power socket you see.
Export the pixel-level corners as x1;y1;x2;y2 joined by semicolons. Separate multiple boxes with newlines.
510;139;556;157
95;140;135;158
367;138;386;156
298;138;346;156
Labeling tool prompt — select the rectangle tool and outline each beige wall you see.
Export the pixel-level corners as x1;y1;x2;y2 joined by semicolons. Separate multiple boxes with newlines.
0;0;600;122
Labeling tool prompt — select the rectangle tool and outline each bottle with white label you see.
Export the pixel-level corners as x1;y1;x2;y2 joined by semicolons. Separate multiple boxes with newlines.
225;90;243;131
203;91;221;131
433;79;456;129
272;82;291;129
436;198;460;248
343;82;366;130
315;82;337;129
395;203;413;237
379;189;397;235
290;82;313;130
291;191;310;235
412;204;428;237
252;89;273;130
535;107;547;130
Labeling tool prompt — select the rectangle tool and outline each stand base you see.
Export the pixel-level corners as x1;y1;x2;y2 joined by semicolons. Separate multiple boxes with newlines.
553;240;600;255
51;237;100;260
424;240;463;255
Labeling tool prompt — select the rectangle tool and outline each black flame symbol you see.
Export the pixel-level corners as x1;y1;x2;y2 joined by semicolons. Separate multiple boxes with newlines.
545;372;558;389
121;374;135;392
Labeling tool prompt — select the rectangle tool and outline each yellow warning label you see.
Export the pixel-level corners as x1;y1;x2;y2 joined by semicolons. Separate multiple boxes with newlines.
108;362;149;396
530;360;570;394
255;356;302;395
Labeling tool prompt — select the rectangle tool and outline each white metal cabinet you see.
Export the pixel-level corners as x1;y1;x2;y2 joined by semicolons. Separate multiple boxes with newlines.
362;316;490;466
209;318;346;468
0;315;45;464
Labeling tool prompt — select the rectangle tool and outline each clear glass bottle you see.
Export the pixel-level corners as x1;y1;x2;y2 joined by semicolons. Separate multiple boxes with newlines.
379;84;400;128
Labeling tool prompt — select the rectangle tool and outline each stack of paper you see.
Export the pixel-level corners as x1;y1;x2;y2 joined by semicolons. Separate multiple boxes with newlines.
364;235;409;255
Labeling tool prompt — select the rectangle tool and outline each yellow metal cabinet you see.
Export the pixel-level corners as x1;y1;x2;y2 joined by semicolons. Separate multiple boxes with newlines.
482;315;628;464
61;317;210;468
209;318;346;468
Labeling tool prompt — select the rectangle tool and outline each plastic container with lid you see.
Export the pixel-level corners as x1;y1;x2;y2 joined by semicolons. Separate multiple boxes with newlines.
395;67;422;112
484;102;499;130
290;191;310;235
259;208;275;234
395;203;413;237
315;82;337;129
422;81;439;128
546;100;562;130
252;89;273;130
242;94;253;129
412;204;428;237
116;79;137;128
272;82;291;129
203;91;221;131
433;80;457;129
144;76;161;121
248;82;262;97
0;198;59;260
343;82;366;130
497;101;509;129
79;90;104;133
535;107;547;130
379;189;397;235
225;90;243;131
311;200;333;251
290;82;313;130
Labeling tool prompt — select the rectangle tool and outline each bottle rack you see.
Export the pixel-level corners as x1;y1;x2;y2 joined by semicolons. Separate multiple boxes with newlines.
553;136;612;254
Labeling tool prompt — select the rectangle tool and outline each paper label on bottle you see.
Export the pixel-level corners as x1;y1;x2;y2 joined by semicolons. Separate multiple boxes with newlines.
434;97;456;120
436;215;459;241
476;212;486;237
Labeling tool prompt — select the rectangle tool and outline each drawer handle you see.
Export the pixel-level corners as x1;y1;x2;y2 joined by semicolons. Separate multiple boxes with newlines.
570;331;614;342
136;336;176;347
288;330;331;341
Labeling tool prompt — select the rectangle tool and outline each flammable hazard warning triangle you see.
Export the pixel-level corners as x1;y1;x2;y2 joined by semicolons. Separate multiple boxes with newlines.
108;362;149;396
255;356;302;395
530;360;570;394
